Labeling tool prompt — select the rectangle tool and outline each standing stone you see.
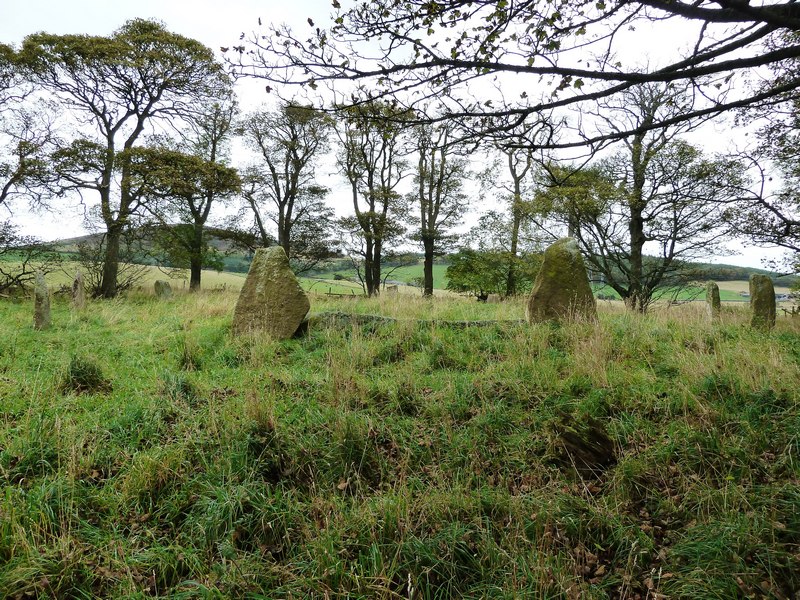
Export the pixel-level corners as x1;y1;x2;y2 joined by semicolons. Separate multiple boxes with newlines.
154;280;173;299
705;281;721;324
526;238;596;323
232;246;310;339
72;270;87;310
749;274;776;330
486;293;502;304
33;272;51;330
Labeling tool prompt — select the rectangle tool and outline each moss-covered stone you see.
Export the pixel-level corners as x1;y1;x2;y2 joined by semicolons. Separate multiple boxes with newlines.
72;270;87;310
749;274;776;330
154;280;173;299
526;238;596;323
33;272;51;330
706;280;721;324
232;246;310;339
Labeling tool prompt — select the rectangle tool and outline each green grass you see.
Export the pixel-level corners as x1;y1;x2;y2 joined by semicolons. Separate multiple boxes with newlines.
594;282;792;303
1;292;799;597
312;263;450;290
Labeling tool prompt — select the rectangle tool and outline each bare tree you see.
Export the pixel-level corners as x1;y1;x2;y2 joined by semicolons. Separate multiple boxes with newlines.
0;222;61;294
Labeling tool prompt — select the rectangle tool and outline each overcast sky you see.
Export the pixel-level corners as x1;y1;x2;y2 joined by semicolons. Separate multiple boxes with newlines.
1;0;323;48
0;1;788;269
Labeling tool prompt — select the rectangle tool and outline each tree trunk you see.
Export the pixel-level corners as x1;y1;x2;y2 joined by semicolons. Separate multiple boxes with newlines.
628;127;648;313
370;239;382;297
628;205;646;312
506;198;522;297
422;236;435;296
100;226;121;299
364;237;377;296
189;221;203;291
278;218;291;259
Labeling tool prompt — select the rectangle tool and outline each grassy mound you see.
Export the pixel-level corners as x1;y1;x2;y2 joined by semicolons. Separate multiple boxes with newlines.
0;292;798;598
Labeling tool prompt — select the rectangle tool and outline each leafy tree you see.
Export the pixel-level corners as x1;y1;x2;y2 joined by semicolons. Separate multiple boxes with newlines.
20;19;228;297
124;146;241;290
239;102;336;272
446;247;540;301
234;1;800;149
407;123;469;296
541;143;746;312
337;215;406;296
0;108;52;211
481;134;545;296
336;102;410;296
141;97;239;290
724;155;800;279
0;222;61;294
0;45;60;292
539;83;746;312
724;44;800;275
446;211;543;299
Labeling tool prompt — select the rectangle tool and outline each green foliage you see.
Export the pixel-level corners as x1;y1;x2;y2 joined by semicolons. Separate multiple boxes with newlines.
446;248;540;298
149;224;226;272
19;19;230;298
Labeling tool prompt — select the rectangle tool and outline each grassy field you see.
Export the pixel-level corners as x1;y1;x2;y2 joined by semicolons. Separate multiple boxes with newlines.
9;258;795;300
1;290;799;598
594;282;793;303
310;263;451;289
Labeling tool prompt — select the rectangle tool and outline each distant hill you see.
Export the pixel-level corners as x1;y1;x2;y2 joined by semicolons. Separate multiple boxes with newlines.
53;228;256;273
689;261;799;287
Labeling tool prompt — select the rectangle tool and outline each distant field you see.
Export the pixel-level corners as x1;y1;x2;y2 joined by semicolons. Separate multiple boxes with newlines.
312;263;450;289
595;281;793;303
7;258;797;302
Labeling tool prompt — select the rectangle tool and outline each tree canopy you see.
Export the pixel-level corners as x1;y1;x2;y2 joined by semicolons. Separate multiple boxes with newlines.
19;19;229;297
233;1;800;150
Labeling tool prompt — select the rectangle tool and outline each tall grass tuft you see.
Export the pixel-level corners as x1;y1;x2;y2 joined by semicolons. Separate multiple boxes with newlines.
58;355;112;395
